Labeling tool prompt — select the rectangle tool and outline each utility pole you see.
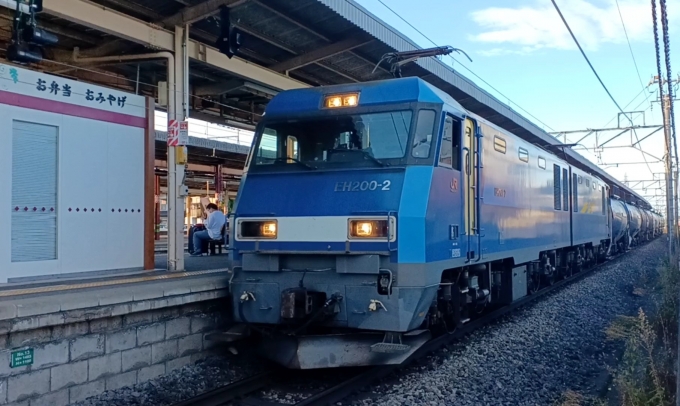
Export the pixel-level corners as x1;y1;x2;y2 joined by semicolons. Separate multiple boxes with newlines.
651;76;680;250
662;93;675;252
653;1;680;404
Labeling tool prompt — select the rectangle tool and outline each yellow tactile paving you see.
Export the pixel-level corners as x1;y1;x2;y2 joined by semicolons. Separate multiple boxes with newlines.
0;269;228;298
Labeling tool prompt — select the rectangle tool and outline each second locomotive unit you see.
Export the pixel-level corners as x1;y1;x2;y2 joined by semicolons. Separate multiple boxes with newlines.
226;76;660;369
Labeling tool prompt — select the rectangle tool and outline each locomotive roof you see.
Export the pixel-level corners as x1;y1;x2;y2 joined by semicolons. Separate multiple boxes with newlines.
263;76;466;117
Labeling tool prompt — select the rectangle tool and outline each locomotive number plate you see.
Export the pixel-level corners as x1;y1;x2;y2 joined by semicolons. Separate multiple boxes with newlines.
334;180;391;192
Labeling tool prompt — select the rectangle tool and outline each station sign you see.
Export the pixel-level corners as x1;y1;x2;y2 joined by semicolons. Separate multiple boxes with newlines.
179;121;189;145
10;348;33;368
167;120;189;146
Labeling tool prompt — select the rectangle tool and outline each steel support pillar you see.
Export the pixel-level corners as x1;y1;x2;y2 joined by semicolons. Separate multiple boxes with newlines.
167;25;187;271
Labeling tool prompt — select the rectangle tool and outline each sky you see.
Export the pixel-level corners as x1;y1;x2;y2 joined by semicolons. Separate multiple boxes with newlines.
350;0;679;213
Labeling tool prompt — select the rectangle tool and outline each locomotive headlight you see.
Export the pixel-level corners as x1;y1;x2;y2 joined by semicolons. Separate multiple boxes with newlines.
239;220;277;239
349;219;388;239
261;221;277;237
356;221;373;236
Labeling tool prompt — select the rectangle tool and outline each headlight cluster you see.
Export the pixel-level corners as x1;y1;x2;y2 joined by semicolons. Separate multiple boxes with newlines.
237;218;394;240
239;220;277;239
349;219;389;238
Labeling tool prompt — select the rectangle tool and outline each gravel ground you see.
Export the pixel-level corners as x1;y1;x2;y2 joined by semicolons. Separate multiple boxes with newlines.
73;349;267;406
348;238;665;406
73;238;664;406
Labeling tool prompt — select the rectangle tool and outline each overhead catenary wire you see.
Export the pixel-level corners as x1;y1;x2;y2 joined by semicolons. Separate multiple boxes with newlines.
659;0;679;197
551;0;627;116
371;0;556;132
551;0;653;175
614;0;651;106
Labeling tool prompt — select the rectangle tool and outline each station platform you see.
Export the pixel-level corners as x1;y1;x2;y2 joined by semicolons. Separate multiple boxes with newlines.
0;256;234;405
0;253;231;311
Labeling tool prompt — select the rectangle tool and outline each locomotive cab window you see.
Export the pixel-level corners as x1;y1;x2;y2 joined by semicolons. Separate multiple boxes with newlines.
251;110;415;171
412;109;437;159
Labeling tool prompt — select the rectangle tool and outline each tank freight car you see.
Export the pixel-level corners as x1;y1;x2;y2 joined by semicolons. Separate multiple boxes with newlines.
225;77;660;369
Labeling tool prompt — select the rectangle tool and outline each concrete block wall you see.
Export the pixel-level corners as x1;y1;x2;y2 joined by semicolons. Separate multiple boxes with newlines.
0;299;228;406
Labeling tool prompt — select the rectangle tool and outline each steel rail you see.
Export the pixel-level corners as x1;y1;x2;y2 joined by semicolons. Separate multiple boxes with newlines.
170;239;656;406
292;245;643;406
171;371;277;406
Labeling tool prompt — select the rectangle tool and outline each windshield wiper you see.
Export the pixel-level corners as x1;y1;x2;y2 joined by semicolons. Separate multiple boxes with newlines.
270;157;317;169
360;151;387;167
329;148;387;167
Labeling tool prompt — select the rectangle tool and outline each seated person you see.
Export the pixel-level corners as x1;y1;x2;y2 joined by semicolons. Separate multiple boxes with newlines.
190;203;226;256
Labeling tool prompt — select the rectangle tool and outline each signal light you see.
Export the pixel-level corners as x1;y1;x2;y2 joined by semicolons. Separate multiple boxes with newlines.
324;93;360;109
215;6;241;59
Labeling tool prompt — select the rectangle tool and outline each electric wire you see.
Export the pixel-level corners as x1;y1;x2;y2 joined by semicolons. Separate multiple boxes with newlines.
652;0;675;229
551;0;627;116
652;0;670;167
659;0;679;205
614;0;651;106
551;0;653;175
371;0;556;132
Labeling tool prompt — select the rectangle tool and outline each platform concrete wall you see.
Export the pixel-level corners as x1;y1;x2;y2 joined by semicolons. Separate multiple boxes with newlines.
0;271;231;406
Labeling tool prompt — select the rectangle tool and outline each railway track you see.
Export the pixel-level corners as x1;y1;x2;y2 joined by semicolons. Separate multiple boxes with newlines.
170;247;638;406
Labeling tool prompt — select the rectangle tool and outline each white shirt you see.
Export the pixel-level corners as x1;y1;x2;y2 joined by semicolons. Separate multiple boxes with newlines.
205;210;226;239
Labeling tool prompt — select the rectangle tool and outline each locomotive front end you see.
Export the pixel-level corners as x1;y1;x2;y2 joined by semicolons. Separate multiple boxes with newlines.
227;80;442;368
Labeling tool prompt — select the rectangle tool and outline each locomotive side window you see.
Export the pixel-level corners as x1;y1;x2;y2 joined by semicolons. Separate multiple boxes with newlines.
286;136;299;161
562;168;569;211
601;187;606;214
412;109;436;159
554;164;561;210
573;173;579;212
438;116;453;168
436;115;462;170
451;118;461;170
538;156;546;169
494;136;506;153
518;147;529;163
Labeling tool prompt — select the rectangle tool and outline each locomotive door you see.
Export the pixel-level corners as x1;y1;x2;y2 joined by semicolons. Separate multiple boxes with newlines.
463;118;479;260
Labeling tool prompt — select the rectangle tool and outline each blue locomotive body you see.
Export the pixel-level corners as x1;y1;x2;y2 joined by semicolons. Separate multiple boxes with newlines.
227;77;660;369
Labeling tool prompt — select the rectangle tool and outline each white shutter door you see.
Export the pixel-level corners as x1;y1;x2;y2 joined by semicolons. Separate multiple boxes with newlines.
11;120;58;262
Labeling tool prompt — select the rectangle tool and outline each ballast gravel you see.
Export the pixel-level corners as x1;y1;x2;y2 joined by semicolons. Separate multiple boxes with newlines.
349;238;665;406
72;351;266;406
72;238;664;406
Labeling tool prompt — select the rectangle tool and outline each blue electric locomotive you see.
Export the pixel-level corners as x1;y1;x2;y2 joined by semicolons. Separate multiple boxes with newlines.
226;76;655;369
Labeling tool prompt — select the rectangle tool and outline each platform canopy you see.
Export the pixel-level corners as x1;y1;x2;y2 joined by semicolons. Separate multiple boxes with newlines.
0;0;651;209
